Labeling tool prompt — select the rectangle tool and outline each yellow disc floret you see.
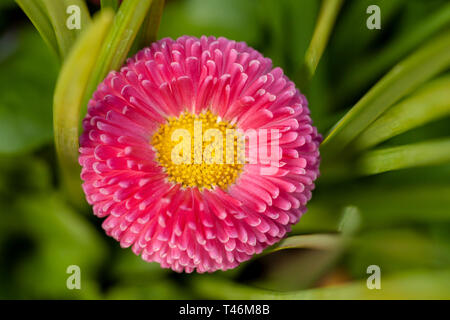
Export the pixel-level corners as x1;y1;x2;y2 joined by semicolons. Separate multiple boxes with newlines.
152;110;244;190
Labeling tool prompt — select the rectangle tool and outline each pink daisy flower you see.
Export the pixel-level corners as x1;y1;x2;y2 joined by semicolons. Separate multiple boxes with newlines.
79;36;321;273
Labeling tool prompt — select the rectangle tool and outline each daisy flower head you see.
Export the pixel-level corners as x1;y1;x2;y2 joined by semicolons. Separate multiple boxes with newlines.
79;36;321;273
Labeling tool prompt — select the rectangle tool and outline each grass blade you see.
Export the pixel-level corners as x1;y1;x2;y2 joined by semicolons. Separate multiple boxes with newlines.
355;76;450;150
82;0;154;111
271;234;341;253
358;138;450;175
140;0;165;46
53;10;115;205
299;0;343;84
15;0;59;56
321;30;450;156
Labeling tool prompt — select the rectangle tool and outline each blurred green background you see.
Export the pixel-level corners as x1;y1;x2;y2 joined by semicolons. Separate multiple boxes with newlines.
0;0;449;299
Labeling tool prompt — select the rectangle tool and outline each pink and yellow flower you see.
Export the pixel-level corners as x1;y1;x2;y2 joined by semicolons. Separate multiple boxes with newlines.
79;36;321;273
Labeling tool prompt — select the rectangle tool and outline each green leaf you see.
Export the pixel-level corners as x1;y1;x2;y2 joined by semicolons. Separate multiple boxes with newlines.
15;0;59;56
82;0;155;111
299;0;343;85
192;270;450;299
255;207;360;291
0;28;58;154
41;0;91;59
355;76;450;150
331;0;407;64
271;234;341;253
140;0;165;46
321;30;450;156
54;10;115;204
14;193;105;299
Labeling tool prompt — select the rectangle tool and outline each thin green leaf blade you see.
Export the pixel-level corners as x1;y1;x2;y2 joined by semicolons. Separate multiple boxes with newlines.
53;10;115;204
322;30;450;156
271;234;341;253
83;0;154;111
299;0;343;84
15;0;59;56
358;138;450;175
336;2;450;106
41;0;91;59
140;0;165;46
355;76;450;150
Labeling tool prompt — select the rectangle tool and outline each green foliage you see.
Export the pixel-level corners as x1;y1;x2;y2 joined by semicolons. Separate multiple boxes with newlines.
40;0;91;59
358;138;450;175
15;0;60;55
192;270;450;299
13;193;105;299
321;29;450;157
355;76;450;150
299;0;343;85
0;28;57;154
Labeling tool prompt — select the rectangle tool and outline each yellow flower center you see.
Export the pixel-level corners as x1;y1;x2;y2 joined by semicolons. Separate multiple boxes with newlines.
152;111;244;190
